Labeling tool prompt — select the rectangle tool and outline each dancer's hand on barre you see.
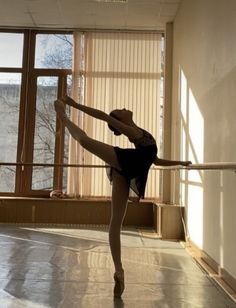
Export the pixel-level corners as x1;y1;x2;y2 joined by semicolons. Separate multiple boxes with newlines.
181;161;192;167
154;156;192;167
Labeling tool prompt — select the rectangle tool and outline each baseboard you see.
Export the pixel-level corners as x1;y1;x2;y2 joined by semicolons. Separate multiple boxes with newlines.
0;198;185;240
183;240;236;303
221;268;236;296
0;197;154;227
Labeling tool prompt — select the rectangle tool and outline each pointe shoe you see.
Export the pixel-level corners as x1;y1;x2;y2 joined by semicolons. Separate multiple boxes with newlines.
113;270;125;298
54;100;67;122
54;100;65;114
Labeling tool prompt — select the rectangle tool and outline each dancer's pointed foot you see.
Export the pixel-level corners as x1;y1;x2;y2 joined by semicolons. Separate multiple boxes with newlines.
113;270;125;298
54;100;67;121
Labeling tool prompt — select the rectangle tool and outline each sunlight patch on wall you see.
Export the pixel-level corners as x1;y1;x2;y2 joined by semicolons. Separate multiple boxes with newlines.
188;89;204;182
188;184;203;248
179;67;204;248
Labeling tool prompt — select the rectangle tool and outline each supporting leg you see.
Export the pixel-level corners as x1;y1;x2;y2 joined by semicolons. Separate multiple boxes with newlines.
109;169;130;297
55;100;129;297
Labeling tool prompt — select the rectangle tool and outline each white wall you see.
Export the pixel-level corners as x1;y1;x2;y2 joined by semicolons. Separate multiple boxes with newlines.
172;0;236;279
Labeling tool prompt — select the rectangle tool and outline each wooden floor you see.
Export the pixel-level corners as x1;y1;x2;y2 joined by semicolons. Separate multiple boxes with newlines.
0;225;235;308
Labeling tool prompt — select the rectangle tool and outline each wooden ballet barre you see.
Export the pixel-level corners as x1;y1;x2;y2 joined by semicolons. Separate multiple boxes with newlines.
156;162;236;171
186;163;236;170
1;162;236;170
0;162;106;168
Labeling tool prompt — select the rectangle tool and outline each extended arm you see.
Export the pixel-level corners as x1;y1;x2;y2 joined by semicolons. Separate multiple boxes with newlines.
63;96;108;121
154;156;192;167
62;96;138;139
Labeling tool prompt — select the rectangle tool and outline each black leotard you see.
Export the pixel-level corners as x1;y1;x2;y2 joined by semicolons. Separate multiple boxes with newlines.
107;129;157;199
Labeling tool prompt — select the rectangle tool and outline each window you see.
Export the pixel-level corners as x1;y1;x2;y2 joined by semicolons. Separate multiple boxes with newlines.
35;34;73;69
0;73;21;192
0;30;73;196
0;33;23;67
0;30;162;199
32;76;59;190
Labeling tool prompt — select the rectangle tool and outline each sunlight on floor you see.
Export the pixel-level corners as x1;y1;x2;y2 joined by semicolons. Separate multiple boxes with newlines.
0;224;234;308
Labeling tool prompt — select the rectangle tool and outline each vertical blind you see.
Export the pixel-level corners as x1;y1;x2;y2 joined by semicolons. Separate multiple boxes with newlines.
68;31;162;199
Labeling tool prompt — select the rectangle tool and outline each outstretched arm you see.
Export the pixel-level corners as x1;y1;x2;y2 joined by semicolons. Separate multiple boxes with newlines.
62;96;108;121
61;96;139;140
154;156;192;167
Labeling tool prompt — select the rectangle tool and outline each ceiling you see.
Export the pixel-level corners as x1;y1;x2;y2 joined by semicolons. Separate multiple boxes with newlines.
0;0;182;31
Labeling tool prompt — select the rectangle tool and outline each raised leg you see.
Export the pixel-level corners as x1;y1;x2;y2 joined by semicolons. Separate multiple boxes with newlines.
54;100;121;170
109;169;130;297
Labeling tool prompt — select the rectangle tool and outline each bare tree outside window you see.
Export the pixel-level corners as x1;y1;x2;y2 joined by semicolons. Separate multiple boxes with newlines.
0;75;21;192
0;33;73;193
32;34;73;191
35;34;73;69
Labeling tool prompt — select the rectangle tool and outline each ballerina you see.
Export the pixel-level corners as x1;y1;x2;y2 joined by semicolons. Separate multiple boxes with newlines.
54;96;191;297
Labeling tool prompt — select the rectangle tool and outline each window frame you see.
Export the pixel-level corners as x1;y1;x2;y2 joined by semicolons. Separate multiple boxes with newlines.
0;29;73;197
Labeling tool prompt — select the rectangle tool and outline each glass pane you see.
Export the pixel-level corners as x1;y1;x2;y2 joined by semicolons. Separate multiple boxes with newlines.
35;34;73;69
0;166;16;193
0;33;24;67
0;73;21;192
32;77;58;190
